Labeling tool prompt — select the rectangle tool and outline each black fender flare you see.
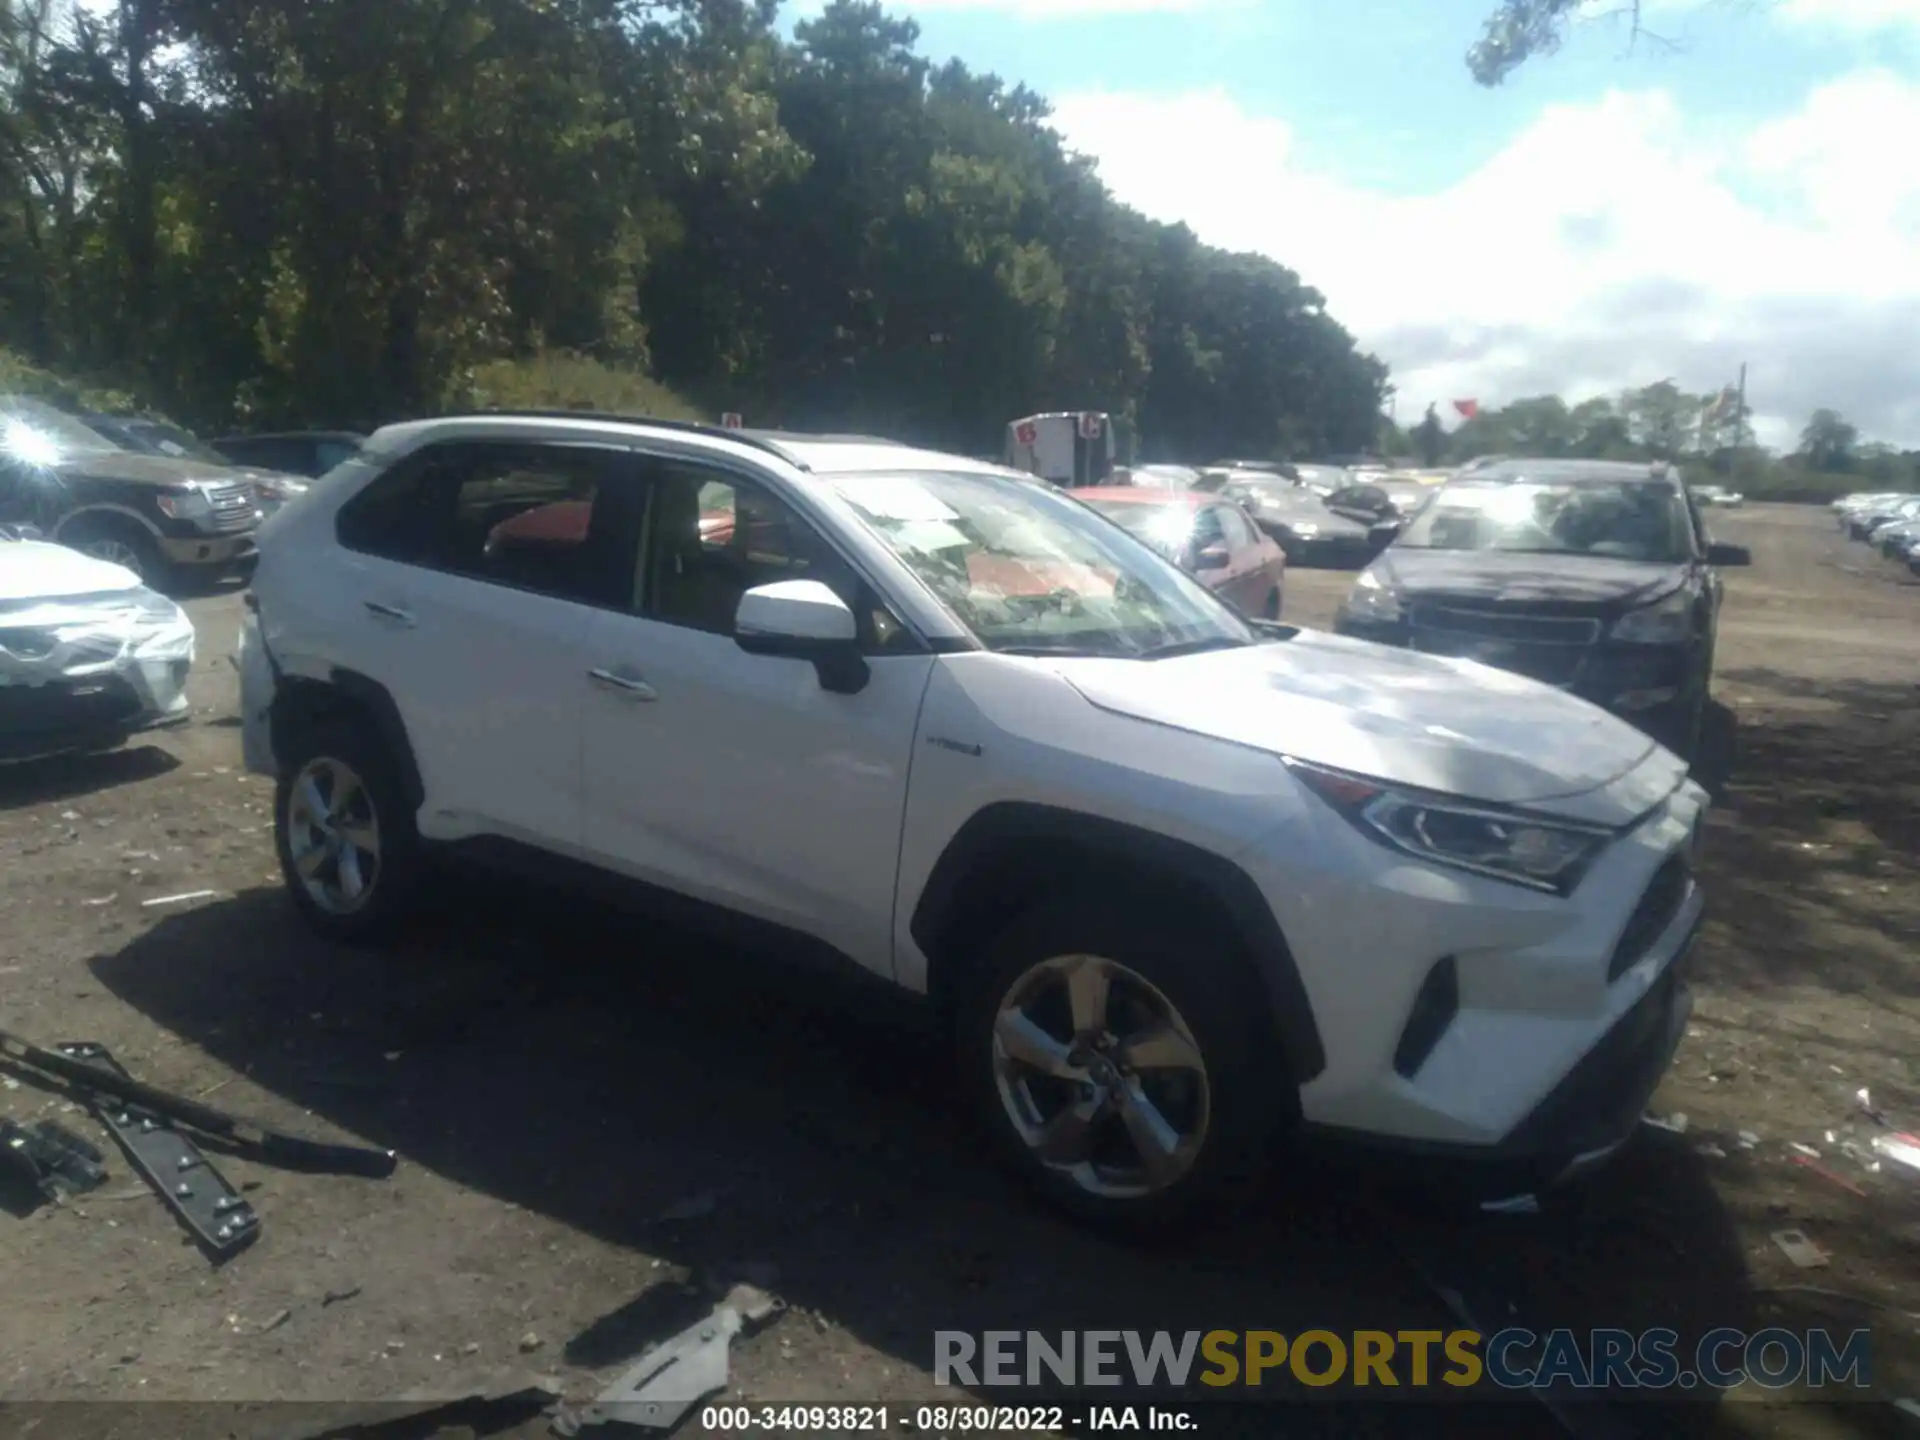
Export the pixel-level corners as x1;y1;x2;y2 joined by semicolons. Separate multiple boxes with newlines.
910;801;1326;1084
270;667;426;812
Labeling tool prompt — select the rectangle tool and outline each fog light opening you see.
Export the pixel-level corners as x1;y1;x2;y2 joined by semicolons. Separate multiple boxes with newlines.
1393;955;1459;1080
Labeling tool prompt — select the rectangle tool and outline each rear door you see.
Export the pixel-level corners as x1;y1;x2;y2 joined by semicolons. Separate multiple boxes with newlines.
328;437;644;849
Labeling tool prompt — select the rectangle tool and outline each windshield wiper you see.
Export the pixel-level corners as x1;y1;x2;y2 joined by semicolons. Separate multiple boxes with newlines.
1134;636;1255;661
996;643;1119;658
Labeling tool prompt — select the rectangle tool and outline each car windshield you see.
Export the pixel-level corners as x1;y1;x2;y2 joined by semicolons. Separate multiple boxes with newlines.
1081;499;1197;558
1221;476;1299;506
0;395;120;461
1397;479;1694;563
822;470;1255;657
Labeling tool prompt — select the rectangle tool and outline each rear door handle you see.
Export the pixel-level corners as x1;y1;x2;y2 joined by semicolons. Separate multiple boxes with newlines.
589;667;657;701
363;600;416;627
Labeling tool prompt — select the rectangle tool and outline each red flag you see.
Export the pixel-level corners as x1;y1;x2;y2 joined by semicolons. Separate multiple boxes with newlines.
1453;399;1480;420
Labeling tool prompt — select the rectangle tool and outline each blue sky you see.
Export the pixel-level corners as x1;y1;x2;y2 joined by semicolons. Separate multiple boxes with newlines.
790;0;1920;447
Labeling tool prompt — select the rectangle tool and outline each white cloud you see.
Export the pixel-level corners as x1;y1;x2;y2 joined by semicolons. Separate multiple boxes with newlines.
1047;72;1920;447
1776;0;1920;33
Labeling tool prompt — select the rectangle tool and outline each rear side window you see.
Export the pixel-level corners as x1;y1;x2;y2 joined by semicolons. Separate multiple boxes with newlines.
335;440;639;608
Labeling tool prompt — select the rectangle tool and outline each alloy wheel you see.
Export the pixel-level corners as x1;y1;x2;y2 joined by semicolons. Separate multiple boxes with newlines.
990;953;1211;1199
285;756;383;915
82;537;145;579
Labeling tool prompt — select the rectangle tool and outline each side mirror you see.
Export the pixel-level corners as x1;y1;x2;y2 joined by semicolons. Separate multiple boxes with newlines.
734;579;869;694
1706;542;1751;568
1192;544;1230;571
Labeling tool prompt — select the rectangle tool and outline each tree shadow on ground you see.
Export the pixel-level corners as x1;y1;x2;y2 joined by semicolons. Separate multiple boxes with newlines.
79;868;1772;1437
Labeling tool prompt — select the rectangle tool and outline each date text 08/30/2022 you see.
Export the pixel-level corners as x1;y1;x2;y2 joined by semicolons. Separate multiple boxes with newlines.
701;1405;1192;1431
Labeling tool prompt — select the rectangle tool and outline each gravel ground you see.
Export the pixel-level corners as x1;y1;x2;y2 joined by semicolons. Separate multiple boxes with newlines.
0;502;1916;1440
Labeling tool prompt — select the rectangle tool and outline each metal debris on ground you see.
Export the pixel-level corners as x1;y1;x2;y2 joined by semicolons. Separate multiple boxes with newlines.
1871;1134;1920;1174
1772;1230;1832;1269
1738;1131;1761;1149
553;1285;784;1435
62;1042;261;1258
0;1116;109;1207
1789;1142;1823;1159
1790;1155;1869;1198
323;1285;363;1307
1695;1143;1727;1159
1858;1087;1891;1128
0;1025;398;1177
140;889;222;907
1642;1112;1688;1134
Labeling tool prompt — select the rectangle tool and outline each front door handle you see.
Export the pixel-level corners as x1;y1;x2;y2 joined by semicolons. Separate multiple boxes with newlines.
589;667;658;701
363;600;416;627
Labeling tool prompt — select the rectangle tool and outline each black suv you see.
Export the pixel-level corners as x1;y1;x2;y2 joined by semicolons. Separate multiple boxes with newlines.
1333;459;1751;760
0;395;261;590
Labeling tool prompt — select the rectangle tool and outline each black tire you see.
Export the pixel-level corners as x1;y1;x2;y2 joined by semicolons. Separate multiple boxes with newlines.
273;720;423;945
954;888;1288;1233
61;516;173;592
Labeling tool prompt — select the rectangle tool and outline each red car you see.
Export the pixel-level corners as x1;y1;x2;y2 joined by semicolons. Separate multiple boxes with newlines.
1076;486;1287;620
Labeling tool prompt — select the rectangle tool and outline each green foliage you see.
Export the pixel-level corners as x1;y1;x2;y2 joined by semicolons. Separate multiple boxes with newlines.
459;353;707;421
0;0;1388;460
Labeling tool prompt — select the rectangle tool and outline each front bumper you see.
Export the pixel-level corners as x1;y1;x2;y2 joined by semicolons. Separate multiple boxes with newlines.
1237;755;1708;1190
0;602;195;763
158;530;258;568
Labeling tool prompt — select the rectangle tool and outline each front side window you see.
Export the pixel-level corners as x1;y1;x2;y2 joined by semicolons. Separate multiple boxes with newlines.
825;469;1255;657
638;461;915;651
1397;479;1695;564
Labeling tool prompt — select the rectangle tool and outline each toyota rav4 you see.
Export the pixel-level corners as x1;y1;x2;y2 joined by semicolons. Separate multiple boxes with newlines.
235;413;1707;1227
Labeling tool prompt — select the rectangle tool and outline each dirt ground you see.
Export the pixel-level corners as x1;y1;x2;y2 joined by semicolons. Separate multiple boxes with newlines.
1;502;1918;1440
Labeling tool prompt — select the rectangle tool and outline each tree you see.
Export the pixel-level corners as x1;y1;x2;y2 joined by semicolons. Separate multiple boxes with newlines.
1468;0;1676;86
1799;409;1859;473
1413;403;1445;465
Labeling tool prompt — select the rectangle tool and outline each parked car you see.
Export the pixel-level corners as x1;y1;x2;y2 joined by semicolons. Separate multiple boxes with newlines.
1333;458;1750;761
0;526;195;761
84;412;312;514
1876;518;1920;560
1846;494;1918;540
1689;484;1744;509
212;430;366;480
236;414;1708;1226
1075;486;1287;619
1110;463;1203;490
1;395;261;589
1290;463;1351;497
1214;469;1375;566
1862;497;1920;542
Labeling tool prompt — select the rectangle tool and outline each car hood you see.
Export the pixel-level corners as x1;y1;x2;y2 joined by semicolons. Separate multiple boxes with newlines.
49;450;234;487
0;539;140;601
1248;498;1369;535
1050;629;1666;809
1374;549;1686;609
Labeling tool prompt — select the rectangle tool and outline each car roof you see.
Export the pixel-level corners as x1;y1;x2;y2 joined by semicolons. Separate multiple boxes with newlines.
1075;486;1206;507
1453;458;1679;487
217;430;367;444
378;412;1021;480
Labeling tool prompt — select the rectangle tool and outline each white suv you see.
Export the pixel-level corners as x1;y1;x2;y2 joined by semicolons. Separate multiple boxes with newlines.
236;413;1708;1226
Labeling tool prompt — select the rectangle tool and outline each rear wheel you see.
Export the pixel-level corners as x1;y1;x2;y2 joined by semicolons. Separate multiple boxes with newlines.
274;722;423;944
955;891;1284;1231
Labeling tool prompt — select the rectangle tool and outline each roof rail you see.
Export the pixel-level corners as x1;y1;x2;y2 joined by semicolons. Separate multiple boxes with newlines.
432;409;810;469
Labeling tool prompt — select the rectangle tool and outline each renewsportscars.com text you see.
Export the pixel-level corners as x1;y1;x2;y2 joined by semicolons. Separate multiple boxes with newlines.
933;1328;1873;1393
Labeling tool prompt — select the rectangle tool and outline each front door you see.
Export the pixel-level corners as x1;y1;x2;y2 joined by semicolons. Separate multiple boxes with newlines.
579;454;935;976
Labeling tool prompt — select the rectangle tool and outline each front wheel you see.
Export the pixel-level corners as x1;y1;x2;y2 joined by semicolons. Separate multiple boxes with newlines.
62;517;171;591
955;892;1284;1231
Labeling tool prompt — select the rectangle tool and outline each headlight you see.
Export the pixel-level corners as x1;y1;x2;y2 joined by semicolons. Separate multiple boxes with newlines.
1610;586;1692;644
255;476;309;503
1288;759;1613;895
1341;566;1401;623
155;484;212;520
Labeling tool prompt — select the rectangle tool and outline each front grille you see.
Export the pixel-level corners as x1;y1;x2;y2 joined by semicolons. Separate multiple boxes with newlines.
1409;604;1599;688
0;675;144;745
1608;853;1691;982
205;483;258;532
